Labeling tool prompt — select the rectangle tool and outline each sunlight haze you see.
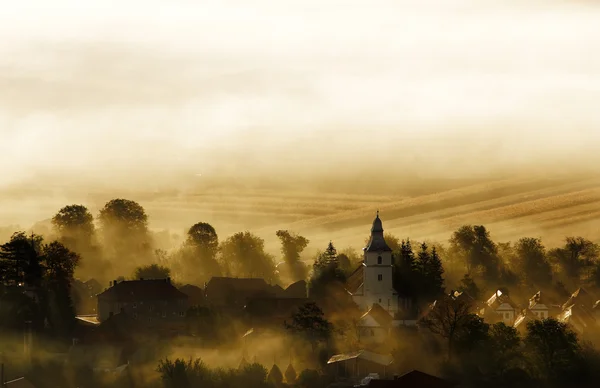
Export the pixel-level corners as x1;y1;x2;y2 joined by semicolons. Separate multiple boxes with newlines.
0;0;599;246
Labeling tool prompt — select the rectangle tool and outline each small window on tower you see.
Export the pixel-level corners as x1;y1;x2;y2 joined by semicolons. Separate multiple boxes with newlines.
378;274;383;281
377;256;382;264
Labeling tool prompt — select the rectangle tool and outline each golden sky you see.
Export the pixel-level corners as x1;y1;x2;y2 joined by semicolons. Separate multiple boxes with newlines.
0;0;599;186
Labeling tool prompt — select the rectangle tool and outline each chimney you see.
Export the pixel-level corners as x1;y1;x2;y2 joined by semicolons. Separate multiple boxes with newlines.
113;279;118;286
140;278;144;281
167;277;171;284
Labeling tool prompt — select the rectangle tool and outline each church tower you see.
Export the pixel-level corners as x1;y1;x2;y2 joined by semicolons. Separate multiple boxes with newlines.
362;212;398;313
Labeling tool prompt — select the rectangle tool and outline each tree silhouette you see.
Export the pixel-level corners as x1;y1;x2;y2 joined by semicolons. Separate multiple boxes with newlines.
52;205;95;245
133;263;170;280
514;238;553;288
98;198;151;263
220;231;277;282
285;302;332;353
419;295;474;359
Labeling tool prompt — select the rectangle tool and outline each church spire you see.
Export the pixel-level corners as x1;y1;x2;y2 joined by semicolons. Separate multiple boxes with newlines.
366;211;391;252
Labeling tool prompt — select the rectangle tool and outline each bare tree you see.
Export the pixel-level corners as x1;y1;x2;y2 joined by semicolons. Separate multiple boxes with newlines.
419;295;474;359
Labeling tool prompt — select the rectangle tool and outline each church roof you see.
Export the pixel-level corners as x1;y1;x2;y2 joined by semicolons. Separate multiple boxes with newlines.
346;265;364;294
365;213;392;253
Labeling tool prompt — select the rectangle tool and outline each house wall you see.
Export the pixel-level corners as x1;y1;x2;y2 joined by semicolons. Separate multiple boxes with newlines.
98;298;188;323
495;303;516;325
328;358;391;379
358;326;389;344
362;250;398;314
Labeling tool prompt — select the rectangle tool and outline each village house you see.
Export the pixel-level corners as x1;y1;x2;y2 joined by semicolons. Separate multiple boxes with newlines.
96;278;188;323
527;291;551;319
204;277;284;311
366;370;456;388
346;213;413;317
555;287;598;334
480;290;518;325
357;304;394;346
327;350;394;380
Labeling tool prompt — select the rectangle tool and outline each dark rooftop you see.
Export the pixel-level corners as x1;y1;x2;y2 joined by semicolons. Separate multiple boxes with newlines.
97;279;187;302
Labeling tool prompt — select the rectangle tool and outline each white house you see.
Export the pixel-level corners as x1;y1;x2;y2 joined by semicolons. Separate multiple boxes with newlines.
357;303;394;345
481;290;518;325
347;213;399;315
528;291;550;319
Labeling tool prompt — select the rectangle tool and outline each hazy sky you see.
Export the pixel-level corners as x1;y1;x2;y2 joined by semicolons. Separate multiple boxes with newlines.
1;0;599;187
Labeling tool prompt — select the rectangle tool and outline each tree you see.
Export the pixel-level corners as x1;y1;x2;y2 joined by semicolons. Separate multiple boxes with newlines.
458;273;481;300
308;242;346;302
419;295;474;359
415;243;445;301
51;205;95;247
285;363;297;384
267;364;283;386
525;318;581;382
514;238;553;288
186;222;219;257
276;230;309;281
549;237;599;284
394;239;417;297
133;263;170;280
488;322;524;378
276;230;309;264
98;199;151;261
453;314;489;355
180;223;222;285
220;232;277;282
43;241;80;288
285;302;332;353
449;225;500;280
0;232;44;288
42;241;81;337
297;369;322;388
156;358;209;388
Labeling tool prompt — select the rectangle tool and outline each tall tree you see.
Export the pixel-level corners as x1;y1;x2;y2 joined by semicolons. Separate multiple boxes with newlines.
419;295;474;359
549;237;599;284
183;222;222;283
514;238;553;288
276;230;310;281
220;232;277;282
393;239;417;297
449;225;500;280
285;302;332;353
309;242;346;301
51;205;95;247
276;230;309;264
525;318;581;383
42;241;81;337
186;222;219;258
0;232;43;288
98;199;152;262
458;273;481;300
415;243;445;301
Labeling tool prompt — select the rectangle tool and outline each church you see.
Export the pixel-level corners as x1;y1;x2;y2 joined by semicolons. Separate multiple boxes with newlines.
346;212;412;316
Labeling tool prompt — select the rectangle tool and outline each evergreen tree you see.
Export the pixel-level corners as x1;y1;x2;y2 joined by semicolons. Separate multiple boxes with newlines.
427;246;445;298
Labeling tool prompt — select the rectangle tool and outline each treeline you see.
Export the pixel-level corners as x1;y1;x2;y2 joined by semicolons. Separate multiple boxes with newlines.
155;358;330;388
14;199;317;287
420;297;600;387
0;231;79;337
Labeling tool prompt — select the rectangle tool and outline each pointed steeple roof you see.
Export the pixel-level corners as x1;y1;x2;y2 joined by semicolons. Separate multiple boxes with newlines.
365;212;391;252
